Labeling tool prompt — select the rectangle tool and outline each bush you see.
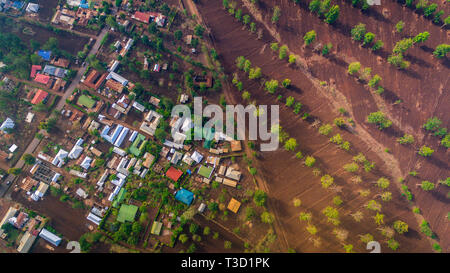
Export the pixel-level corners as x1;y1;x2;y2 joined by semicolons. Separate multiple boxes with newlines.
260;211;275;224
318;124;333;135
303;30;316;45
347;62;361;75
304;156;316;167
418;145;434;157
351;23;366;41
253;190;267;207
433;44;450;59
367;111;392;130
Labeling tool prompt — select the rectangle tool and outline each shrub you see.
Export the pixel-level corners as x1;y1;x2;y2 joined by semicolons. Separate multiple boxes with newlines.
351;23;366;41
348;62;361;75
433;44;450;58
304;156;316;167
303;30;316;45
367;111;392;130
418;145;434;157
284;138;298;151
319;124;333;135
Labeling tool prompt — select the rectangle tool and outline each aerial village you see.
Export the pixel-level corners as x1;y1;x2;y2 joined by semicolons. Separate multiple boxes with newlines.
0;0;275;253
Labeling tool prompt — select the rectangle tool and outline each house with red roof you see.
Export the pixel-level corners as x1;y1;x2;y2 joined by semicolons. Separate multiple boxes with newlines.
132;11;152;23
30;65;42;79
166;166;183;182
34;74;50;85
31;89;48;105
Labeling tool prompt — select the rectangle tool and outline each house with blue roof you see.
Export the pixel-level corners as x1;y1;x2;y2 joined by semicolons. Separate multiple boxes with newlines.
101;125;124;144
175;189;194;206
38;50;51;61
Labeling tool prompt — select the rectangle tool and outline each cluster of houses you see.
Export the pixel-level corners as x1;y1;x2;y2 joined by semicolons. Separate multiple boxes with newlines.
0;0;25;14
0;205;62;253
31;51;69;91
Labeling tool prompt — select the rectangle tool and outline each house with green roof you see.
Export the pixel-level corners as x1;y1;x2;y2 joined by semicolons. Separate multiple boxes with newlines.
129;133;147;156
117;204;138;223
112;188;127;208
77;94;96;109
198;165;213;179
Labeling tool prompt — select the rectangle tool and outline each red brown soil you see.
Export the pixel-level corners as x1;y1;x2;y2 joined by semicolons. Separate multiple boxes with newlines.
253;0;450;252
9;21;90;55
10;190;90;242
35;0;59;22
194;0;446;252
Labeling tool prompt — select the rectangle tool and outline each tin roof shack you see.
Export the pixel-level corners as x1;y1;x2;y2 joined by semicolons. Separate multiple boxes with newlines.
140;110;162;136
39;228;62;246
227;198;241;214
17;231;37;253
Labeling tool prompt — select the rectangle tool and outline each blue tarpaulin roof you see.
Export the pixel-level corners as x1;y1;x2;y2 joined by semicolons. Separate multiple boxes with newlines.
38;50;51;61
175;188;194;206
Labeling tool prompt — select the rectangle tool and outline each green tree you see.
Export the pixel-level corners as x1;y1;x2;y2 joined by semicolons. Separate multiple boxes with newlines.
279;45;288;59
324;5;339;24
321;43;332;55
393;38;414;54
433;44;450;58
420;181;435;191
418;145;434;157
393;220;409;234
423;117;442;132
347;62;361;75
395;21;405;33
194;24;205;37
174;30;183;40
367;111;392;130
371;40;384;51
282;78;291;88
351;23;366;41
319;124;333;135
248;67;262;79
272;6;281;23
303;30;316;45
413;32;430;43
286;96;295;107
309;0;321;14
265;79;279;94
22;154;36;165
321;175;334;189
284;138;298;151
304;156;316;167
363;32;375;45
253;190;267;207
397;134;414;144
377;177;390;189
260;211;275;224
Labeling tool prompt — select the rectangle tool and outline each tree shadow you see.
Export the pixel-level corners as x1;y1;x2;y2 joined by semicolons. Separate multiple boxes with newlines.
404;54;432;68
380;88;402;104
442;58;450;69
398;68;422;80
419;45;434;54
331;21;352;39
328;55;348;69
363;8;391;24
371;48;390;59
